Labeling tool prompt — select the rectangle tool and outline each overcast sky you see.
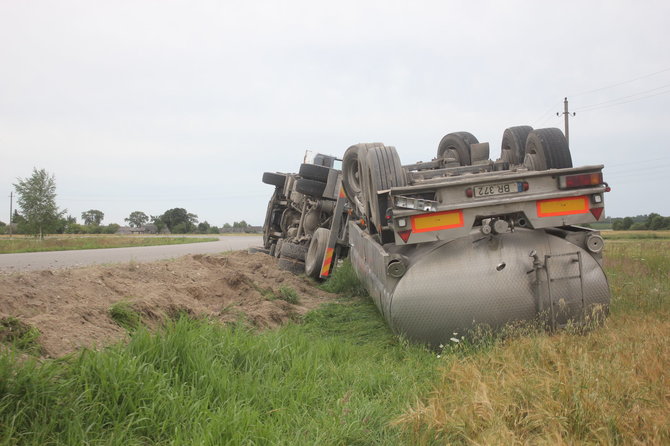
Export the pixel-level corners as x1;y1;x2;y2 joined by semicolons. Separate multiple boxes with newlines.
2;0;669;227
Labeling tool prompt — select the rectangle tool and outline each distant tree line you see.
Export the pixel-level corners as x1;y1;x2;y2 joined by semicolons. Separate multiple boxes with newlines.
610;213;670;231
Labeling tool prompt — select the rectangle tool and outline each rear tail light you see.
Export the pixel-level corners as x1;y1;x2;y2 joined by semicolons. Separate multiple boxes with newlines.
559;172;603;189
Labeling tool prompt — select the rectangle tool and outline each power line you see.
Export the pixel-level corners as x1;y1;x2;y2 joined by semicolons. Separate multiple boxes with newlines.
605;155;670;169
575;90;670;113
570;67;670;98
574;83;670;112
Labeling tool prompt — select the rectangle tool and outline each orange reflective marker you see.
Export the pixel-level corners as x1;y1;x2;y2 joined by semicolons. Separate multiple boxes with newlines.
320;247;335;277
537;196;589;217
410;210;464;233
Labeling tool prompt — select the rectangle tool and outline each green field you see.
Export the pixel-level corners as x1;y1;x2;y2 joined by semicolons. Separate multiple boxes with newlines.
1;241;668;445
0;235;219;254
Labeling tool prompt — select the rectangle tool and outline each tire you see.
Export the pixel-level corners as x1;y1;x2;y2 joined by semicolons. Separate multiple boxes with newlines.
342;143;384;216
262;172;286;188
500;126;533;165
262;189;282;249
365;145;407;232
274;238;284;258
437;132;478;165
299;163;331;182
280;241;308;261
523;128;573;171
305;228;330;279
278;257;305;275
295;178;327;197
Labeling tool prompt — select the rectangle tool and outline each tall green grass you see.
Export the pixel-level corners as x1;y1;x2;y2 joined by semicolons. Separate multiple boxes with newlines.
0;300;438;445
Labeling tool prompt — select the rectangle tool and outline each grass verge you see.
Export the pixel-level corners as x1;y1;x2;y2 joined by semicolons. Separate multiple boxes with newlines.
393;239;670;444
0;236;218;254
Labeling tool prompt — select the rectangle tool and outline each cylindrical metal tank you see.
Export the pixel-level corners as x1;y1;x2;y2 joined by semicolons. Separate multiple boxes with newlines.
348;224;610;346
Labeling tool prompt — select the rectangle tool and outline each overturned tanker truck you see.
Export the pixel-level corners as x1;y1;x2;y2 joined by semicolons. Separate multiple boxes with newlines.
261;127;611;346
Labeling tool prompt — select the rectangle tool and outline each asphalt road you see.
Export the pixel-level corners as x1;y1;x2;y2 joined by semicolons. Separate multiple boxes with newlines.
0;235;263;273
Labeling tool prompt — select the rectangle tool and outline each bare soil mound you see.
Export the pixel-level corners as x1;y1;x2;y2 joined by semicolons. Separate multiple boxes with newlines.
0;251;336;357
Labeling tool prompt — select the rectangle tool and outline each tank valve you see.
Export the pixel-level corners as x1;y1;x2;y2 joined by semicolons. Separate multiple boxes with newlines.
481;218;510;235
492;219;510;234
387;260;407;278
585;234;604;253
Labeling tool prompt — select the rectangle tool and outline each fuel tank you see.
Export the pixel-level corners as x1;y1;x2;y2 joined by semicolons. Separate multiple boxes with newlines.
348;223;610;346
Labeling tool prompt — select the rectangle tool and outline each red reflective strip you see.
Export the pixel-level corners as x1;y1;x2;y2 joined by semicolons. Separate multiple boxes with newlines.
339;187;346;198
320;247;335;277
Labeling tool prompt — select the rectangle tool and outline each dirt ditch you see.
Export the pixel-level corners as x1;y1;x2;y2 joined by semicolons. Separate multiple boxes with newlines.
0;251;337;357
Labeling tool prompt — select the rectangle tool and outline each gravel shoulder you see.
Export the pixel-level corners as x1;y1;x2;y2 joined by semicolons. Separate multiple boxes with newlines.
0;235;262;273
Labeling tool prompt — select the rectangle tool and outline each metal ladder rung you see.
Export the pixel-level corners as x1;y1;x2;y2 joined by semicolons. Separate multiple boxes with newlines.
550;275;582;281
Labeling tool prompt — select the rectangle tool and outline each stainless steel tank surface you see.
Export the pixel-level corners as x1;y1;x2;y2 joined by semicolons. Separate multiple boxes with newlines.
349;224;610;346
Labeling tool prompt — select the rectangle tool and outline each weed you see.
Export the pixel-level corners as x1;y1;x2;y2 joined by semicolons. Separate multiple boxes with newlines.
320;258;368;297
109;301;142;331
0;317;41;354
277;286;299;304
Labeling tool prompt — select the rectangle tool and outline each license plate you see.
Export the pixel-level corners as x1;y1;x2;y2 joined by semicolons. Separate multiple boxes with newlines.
474;182;521;197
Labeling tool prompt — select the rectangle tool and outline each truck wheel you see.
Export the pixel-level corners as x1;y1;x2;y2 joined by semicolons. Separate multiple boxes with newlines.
278;257;305;275
262;189;282;248
366;145;407;232
299;163;331;182
524;128;572;170
342;143;384;216
274;238;284;258
280;241;308;261
262;172;286;188
295;178;327;197
305;228;330;279
500;126;533;165
437;132;478;165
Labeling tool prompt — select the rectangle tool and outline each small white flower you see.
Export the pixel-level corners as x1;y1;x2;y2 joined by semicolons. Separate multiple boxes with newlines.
436;355;441;358
450;337;460;343
439;344;444;349
453;332;458;336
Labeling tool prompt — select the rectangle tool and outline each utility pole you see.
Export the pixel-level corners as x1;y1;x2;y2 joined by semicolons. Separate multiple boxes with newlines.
557;97;576;147
8;191;13;238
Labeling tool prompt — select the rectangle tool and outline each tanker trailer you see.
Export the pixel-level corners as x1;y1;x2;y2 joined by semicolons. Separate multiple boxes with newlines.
339;127;610;346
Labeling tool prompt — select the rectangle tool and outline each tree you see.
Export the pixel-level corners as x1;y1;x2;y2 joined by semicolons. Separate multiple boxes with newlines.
81;209;104;226
197;221;211;233
125;211;149;228
622;217;634;230
13;168;65;239
156;208;198;233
